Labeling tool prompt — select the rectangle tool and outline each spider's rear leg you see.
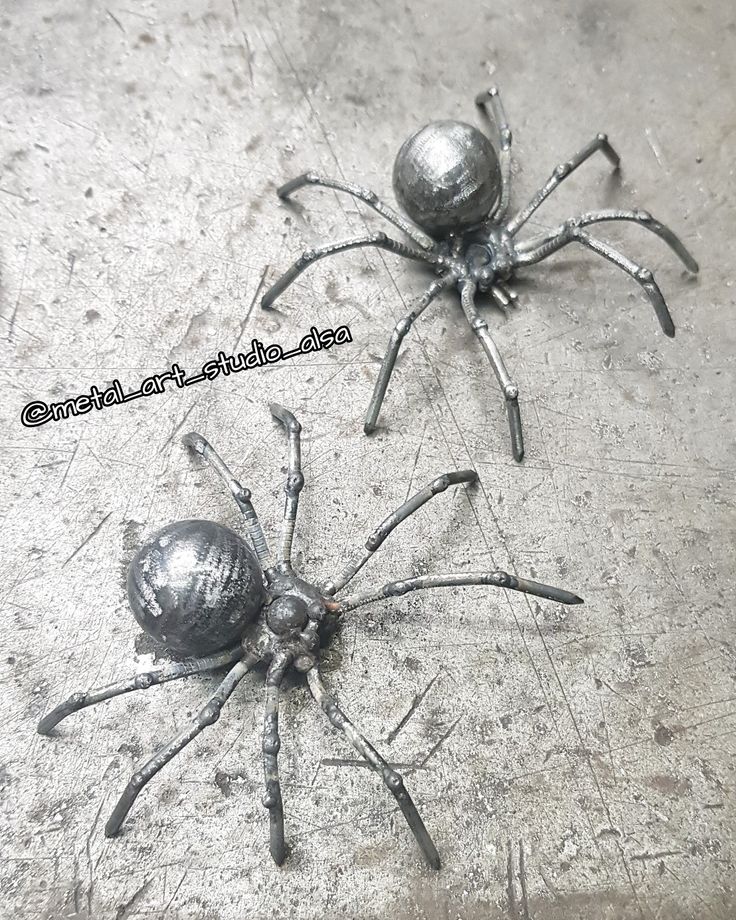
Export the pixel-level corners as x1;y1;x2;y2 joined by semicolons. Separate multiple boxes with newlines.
105;654;256;838
307;667;441;869
260;233;439;310
507;133;621;235
262;654;291;865
183;432;273;568
475;86;513;219
460;281;524;462
269;404;304;568
364;275;453;435
276;172;434;251
36;646;243;735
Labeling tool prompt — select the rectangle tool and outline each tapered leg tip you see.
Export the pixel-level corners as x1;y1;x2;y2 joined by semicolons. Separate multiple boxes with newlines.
270;845;287;866
570;595;585;605
363;421;376;436
664;325;676;339
428;853;442;870
512;447;525;463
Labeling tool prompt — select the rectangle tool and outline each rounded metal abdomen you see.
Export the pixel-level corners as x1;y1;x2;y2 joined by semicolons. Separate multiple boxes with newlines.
127;519;264;656
393;120;501;237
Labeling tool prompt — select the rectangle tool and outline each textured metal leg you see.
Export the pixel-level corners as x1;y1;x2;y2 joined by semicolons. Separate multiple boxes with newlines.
277;172;435;251
269;404;304;566
105;655;256;837
460;281;524;462
363;276;453;435
321;469;477;596
182;432;273;568
516;209;699;274
307;668;441;869
515;224;677;336
506;133;620;235
262;654;291;865
261;232;440;309
475;86;512;218
36;647;242;735
335;571;584;614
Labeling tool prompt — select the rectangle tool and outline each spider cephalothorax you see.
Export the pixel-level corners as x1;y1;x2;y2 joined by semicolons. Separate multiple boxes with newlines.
261;88;699;462
37;404;584;868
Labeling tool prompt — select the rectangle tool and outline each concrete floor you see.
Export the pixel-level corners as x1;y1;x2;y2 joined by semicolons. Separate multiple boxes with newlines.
1;1;735;918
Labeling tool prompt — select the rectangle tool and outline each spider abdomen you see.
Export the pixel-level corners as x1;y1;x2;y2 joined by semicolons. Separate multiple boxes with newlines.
393;120;501;237
127;519;264;656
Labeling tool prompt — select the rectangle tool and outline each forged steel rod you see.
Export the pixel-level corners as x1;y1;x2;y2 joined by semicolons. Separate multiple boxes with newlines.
307;667;441;869
105;654;258;837
270;403;304;567
335;571;585;614
322;469;478;596
183;432;273;567
37;646;243;735
276;172;435;251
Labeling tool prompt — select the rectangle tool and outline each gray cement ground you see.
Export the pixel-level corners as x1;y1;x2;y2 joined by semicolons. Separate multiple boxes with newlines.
1;1;734;918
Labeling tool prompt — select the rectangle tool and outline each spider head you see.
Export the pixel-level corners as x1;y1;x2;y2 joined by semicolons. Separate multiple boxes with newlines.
267;595;309;635
393;120;501;238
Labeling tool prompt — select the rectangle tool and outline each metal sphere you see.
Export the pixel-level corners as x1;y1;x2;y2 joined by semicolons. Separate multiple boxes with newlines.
127;519;264;656
267;596;309;634
392;120;501;236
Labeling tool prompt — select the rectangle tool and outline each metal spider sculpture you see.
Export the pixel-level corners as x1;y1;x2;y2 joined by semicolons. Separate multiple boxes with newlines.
37;404;583;868
261;87;699;462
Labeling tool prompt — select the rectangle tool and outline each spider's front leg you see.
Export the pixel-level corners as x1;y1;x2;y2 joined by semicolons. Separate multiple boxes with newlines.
460;280;525;462
260;233;439;310
514;221;684;337
307;667;441;869
262;653;291;865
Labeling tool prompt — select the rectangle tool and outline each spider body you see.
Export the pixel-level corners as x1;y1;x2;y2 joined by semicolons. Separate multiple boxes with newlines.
37;403;584;868
262;87;699;462
393;120;502;235
127;519;264;656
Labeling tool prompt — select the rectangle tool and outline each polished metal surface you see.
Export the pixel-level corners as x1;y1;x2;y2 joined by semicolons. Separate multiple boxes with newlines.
264;90;698;464
127;519;264;656
37;405;583;871
392;120;501;236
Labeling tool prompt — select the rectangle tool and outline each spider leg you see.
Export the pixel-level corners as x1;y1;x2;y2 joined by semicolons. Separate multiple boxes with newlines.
517;209;698;274
363;275;454;435
334;571;584;615
514;224;677;336
307;667;440;869
182;432;273;568
460;280;524;462
321;468;477;596
260;232;439;309
276;172;435;251
506;134;620;235
475;87;513;219
37;647;242;735
269;404;304;568
262;654;291;865
105;654;257;837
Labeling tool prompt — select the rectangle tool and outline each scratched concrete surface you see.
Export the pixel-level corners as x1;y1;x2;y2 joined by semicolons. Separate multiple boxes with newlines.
1;1;735;918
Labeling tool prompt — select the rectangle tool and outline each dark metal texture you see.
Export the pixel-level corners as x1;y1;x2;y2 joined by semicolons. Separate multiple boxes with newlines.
263;88;699;463
127;519;265;656
37;405;585;869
